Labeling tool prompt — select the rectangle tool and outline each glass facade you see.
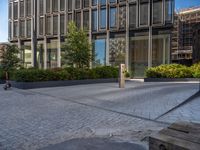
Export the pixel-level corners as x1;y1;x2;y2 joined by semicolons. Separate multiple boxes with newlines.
93;39;106;66
100;9;106;29
47;40;58;69
22;41;32;68
130;35;149;77
110;7;117;28
9;0;174;76
109;37;126;66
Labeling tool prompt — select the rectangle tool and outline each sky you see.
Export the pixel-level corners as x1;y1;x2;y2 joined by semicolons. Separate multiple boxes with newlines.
1;0;200;42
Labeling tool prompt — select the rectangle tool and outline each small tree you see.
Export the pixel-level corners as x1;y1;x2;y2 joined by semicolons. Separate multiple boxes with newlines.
0;44;21;79
62;22;93;69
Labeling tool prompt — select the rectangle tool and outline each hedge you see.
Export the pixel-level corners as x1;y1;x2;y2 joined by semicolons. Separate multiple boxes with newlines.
11;66;119;82
145;64;192;78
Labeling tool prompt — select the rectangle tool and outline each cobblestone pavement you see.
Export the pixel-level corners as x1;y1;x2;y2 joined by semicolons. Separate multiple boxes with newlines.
0;82;199;150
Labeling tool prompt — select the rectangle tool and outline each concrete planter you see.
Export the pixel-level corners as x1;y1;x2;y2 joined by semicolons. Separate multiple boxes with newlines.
144;78;200;82
10;78;118;89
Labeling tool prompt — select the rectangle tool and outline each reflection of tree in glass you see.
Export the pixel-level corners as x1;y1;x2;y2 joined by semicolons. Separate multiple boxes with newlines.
109;38;126;66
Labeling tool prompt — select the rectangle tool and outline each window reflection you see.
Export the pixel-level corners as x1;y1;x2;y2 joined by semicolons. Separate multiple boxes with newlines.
140;0;149;26
100;9;106;29
93;39;106;66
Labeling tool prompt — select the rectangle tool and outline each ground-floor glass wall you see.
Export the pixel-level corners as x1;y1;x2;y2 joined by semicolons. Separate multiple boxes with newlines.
152;34;170;67
109;36;126;67
129;33;170;78
47;39;58;68
129;35;149;78
37;41;44;69
93;39;106;67
21;41;32;68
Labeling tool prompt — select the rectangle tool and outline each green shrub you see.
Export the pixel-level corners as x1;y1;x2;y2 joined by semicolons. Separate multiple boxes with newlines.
190;63;200;78
93;66;118;79
12;66;118;82
145;64;192;78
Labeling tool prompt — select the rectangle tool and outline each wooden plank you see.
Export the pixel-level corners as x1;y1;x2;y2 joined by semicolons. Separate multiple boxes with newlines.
160;128;200;144
150;133;200;150
169;122;200;135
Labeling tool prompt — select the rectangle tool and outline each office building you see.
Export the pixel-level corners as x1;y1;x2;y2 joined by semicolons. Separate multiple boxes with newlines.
8;0;174;77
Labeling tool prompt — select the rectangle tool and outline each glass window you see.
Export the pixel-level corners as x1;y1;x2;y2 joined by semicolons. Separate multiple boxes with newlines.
68;13;73;22
75;0;81;9
83;11;89;30
129;35;148;77
100;9;106;29
20;20;25;37
165;0;173;23
110;0;116;4
20;1;25;17
26;0;31;17
68;0;72;11
109;37;126;66
140;0;149;26
92;10;98;31
129;4;137;28
92;0;98;6
39;0;44;15
47;40;58;68
93;39;106;66
39;17;44;35
9;22;12;39
75;12;81;28
152;34;170;66
13;21;18;37
60;14;65;35
46;16;52;35
26;19;31;37
110;7;117;28
60;0;65;11
153;0;163;24
46;0;50;13
53;15;58;35
83;0;90;8
9;3;12;19
52;0;58;12
22;42;32;68
119;6;126;29
100;0;106;5
14;2;18;20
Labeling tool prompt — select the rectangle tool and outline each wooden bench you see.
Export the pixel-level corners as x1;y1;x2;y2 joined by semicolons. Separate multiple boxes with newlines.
149;122;200;150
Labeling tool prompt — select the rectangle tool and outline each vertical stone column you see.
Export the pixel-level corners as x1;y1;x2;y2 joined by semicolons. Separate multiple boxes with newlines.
57;0;61;68
106;31;110;66
44;37;47;69
125;2;129;71
148;26;152;68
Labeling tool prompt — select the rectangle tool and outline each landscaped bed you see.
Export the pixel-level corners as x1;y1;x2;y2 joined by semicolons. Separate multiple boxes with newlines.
145;63;200;82
7;66;119;89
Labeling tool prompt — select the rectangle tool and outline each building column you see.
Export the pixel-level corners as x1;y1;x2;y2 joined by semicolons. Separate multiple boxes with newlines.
89;3;93;68
44;37;47;69
31;17;34;67
163;37;166;64
106;31;110;66
148;26;152;68
57;0;61;68
126;2;129;70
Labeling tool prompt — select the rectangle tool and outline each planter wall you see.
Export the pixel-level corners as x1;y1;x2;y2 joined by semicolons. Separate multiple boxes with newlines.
144;78;200;82
10;78;118;89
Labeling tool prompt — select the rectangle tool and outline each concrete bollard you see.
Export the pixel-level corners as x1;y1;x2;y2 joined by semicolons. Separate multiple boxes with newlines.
119;64;125;88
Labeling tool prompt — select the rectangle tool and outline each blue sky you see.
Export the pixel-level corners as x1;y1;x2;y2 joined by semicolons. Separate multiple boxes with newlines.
1;0;200;42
